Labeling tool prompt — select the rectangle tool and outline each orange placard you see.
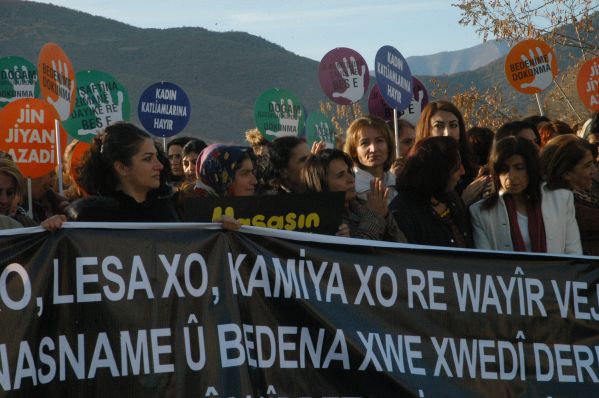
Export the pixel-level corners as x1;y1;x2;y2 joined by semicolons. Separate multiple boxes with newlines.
68;140;91;182
0;98;66;178
576;57;599;112
37;42;76;121
504;39;558;94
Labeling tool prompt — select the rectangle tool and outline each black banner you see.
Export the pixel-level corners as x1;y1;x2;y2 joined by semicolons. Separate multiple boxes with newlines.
0;224;598;397
182;192;344;234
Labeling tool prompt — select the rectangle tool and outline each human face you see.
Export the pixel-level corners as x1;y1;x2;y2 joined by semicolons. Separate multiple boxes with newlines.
0;173;16;215
430;111;460;141
326;158;357;203
398;125;415;158
517;129;539;148
355;126;388;173
283;142;310;191
183;152;199;181
31;171;55;201
446;161;465;192
498;155;529;196
564;150;597;191
229;158;257;197
168;144;184;176
118;138;163;197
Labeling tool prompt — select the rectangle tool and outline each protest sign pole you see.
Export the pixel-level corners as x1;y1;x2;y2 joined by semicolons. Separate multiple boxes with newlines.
163;136;167;152
554;80;582;121
534;93;545;116
55;119;63;194
27;178;33;218
393;109;400;158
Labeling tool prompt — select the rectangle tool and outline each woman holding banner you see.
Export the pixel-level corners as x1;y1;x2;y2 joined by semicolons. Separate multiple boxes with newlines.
301;148;405;242
192;144;258;197
73;122;180;222
469;136;582;254
415;100;489;206
540;135;598;255
392;136;473;248
344;115;398;205
0;158;66;230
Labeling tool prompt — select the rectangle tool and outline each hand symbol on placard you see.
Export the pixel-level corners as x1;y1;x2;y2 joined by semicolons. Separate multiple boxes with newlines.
265;98;301;138
520;47;554;90
314;122;333;144
332;56;366;103
77;81;125;136
0;65;37;103
46;60;75;120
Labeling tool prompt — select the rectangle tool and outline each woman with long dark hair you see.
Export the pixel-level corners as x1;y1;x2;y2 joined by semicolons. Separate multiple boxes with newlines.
470;136;581;254
302;149;405;241
73;122;179;222
392;136;472;247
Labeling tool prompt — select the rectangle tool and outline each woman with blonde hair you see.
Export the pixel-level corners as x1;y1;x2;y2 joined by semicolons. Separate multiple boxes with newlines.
344;115;397;204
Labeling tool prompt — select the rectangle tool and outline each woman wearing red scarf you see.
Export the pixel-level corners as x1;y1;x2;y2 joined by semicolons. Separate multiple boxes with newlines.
469;136;582;254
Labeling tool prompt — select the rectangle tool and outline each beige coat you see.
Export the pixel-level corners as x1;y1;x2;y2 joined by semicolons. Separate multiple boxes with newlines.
469;184;582;255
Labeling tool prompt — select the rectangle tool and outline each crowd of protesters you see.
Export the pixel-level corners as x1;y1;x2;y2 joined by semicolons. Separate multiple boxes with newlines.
1;101;599;256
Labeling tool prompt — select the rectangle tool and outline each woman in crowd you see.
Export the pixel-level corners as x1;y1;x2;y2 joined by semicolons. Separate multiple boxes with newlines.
494;120;540;148
392;136;472;247
302;148;405;242
181;138;207;183
415;100;488;205
193;144;257;197
344;115;398;204
73;122;180;222
268;136;311;193
0;158;65;230
470;136;581;254
540;135;598;255
538;120;573;147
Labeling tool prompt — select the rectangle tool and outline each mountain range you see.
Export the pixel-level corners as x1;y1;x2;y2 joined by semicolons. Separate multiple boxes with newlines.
0;0;596;143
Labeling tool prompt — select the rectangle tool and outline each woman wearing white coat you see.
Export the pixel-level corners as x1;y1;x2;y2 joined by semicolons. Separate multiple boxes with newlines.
469;136;582;255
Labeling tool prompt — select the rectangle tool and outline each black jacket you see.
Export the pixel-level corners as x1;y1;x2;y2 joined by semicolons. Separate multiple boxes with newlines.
72;191;180;222
391;190;473;248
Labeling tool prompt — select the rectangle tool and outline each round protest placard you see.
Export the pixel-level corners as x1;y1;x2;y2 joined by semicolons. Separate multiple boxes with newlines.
138;82;191;138
305;112;336;149
62;70;130;142
0;98;66;178
576;57;599;112
368;77;428;125
0;56;39;109
37;42;76;121
254;88;305;141
505;39;558;94
318;48;369;105
375;45;413;111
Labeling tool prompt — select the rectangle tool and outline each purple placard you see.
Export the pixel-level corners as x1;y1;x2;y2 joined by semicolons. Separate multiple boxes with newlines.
368;77;429;124
318;47;369;105
374;45;412;111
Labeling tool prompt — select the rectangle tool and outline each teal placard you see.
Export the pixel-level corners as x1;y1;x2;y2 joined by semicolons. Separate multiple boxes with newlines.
305;111;336;149
62;70;130;142
0;56;39;109
253;88;305;141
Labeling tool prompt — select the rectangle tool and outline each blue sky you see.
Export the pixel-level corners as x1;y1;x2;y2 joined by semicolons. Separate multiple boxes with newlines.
34;0;486;67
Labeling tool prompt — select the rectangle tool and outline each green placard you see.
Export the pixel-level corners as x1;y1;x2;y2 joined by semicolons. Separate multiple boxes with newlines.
305;111;336;149
253;88;305;141
0;56;39;109
62;70;130;142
